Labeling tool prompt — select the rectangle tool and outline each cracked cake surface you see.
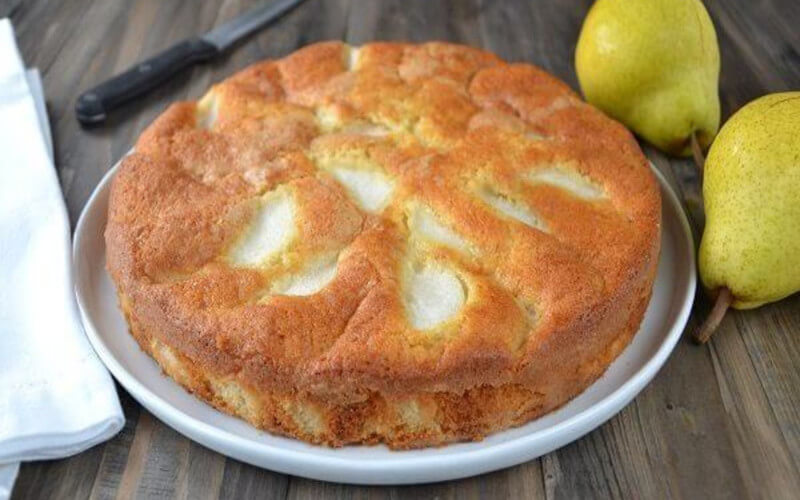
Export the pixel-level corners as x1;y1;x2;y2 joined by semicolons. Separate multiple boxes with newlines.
105;41;661;448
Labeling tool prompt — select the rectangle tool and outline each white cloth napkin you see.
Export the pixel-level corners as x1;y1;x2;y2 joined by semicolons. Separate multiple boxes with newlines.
0;18;124;499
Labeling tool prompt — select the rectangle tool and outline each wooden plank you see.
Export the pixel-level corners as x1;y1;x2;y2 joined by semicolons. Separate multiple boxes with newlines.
179;442;226;500
113;410;156;499
709;313;800;499
9;444;104;500
476;0;592;88
286;461;545;500
702;4;785;118
344;0;484;46
113;410;195;499
623;328;748;498
737;297;800;469
705;0;800;92
88;391;142;500
217;460;289;500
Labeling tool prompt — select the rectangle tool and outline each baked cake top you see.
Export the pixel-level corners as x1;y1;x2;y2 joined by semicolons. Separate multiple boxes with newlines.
106;41;660;398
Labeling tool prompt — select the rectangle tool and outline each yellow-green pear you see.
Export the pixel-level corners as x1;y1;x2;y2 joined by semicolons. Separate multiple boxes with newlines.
575;0;720;156
696;92;800;343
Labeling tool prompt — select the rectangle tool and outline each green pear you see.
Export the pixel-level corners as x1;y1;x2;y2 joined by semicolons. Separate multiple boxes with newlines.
696;92;800;342
575;0;720;156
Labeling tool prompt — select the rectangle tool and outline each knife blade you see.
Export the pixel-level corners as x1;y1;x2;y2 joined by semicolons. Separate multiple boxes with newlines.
75;0;306;126
203;0;304;51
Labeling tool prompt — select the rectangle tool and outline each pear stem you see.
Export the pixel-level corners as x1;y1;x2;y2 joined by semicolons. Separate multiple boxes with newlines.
694;287;732;344
690;131;705;171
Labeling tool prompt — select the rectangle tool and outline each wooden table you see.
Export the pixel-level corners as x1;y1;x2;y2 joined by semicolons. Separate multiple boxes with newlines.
5;0;799;498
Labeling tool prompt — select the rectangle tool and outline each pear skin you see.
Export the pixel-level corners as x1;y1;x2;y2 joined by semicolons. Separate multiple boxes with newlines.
575;0;720;156
696;92;800;342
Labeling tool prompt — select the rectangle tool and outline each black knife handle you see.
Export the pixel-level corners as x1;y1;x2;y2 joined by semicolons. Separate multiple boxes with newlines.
75;37;218;125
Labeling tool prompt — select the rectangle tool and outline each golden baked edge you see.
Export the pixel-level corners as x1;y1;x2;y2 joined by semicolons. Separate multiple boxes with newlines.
117;257;655;449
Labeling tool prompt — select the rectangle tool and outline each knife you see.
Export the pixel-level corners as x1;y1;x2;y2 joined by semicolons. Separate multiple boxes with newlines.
75;0;306;125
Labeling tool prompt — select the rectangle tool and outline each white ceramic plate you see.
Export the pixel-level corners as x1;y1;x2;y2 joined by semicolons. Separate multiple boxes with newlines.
74;161;695;485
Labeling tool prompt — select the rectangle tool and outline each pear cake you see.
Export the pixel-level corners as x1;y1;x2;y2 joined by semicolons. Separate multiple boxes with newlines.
105;41;661;448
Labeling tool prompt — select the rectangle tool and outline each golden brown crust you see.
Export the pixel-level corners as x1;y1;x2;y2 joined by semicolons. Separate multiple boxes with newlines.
106;41;661;448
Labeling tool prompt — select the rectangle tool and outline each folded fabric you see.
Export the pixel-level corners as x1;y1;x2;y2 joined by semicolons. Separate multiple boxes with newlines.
0;18;124;499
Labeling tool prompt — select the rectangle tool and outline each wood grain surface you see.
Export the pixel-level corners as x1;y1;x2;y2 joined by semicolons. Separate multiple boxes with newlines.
4;0;799;498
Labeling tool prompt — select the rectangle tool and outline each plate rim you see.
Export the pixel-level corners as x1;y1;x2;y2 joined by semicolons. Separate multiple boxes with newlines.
73;160;696;484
